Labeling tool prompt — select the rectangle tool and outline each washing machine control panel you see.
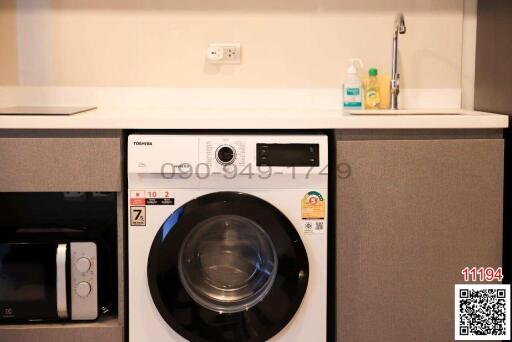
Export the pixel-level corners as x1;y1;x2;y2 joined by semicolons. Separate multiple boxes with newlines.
128;134;328;176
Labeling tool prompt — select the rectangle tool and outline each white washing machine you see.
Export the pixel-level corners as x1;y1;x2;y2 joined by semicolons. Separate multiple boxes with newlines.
128;134;328;342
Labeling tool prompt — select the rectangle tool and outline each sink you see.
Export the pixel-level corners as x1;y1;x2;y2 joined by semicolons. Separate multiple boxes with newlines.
348;109;464;115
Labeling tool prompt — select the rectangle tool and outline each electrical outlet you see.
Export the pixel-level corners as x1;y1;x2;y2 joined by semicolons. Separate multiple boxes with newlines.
206;43;241;64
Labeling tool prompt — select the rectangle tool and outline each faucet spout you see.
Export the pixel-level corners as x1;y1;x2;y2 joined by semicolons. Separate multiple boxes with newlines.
391;13;406;110
394;13;406;37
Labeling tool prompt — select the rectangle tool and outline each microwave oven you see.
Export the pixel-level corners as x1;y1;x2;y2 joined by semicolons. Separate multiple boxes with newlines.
0;233;99;322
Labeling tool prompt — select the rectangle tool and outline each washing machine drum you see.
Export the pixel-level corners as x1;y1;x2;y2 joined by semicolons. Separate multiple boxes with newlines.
147;192;309;342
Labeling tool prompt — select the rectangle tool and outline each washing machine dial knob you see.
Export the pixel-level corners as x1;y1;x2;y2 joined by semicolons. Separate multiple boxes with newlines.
216;145;236;165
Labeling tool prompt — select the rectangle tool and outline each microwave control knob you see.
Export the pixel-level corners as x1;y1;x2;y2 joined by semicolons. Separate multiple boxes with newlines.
75;257;91;273
76;281;91;297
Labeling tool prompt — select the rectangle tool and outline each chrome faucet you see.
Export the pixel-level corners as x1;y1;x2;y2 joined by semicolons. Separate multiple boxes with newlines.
391;13;406;110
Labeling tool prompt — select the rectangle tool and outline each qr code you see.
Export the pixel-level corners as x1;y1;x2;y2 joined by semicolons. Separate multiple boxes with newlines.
315;221;324;231
455;284;511;340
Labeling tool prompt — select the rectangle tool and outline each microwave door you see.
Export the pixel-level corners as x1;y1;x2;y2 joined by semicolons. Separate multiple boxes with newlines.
0;243;61;322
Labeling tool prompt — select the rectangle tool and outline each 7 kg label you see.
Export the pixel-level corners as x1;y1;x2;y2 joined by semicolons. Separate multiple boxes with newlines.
130;206;146;226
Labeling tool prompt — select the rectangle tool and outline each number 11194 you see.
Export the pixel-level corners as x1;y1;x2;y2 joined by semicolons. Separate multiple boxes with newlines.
461;267;503;282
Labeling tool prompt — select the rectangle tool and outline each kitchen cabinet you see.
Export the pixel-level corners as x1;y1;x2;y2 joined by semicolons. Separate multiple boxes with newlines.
0;318;123;342
336;132;503;342
475;0;512;287
0;130;125;342
0;130;122;192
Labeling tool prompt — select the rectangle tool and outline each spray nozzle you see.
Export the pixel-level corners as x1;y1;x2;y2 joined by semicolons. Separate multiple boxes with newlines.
347;58;364;74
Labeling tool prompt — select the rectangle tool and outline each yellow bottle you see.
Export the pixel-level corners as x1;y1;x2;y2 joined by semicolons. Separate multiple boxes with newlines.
364;68;381;109
378;74;391;109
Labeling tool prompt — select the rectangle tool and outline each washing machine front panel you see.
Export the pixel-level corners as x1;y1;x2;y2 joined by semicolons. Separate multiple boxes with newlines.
146;192;309;342
128;134;328;342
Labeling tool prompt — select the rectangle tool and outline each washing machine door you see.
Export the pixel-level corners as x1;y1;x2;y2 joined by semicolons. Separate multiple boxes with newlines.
147;192;309;342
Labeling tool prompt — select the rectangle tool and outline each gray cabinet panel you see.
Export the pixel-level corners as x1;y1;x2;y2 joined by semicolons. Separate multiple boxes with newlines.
336;139;503;342
0;136;122;191
475;0;512;115
0;317;122;342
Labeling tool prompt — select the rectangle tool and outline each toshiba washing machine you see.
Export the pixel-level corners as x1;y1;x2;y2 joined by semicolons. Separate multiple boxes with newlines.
128;134;328;342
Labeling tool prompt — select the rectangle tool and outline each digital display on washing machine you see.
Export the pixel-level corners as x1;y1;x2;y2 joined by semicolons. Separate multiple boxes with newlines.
256;143;319;167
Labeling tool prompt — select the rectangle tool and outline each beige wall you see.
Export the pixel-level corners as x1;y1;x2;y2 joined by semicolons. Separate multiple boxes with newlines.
0;0;18;85
10;0;463;88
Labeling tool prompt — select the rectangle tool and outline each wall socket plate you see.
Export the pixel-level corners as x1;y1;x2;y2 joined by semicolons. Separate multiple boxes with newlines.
206;43;241;64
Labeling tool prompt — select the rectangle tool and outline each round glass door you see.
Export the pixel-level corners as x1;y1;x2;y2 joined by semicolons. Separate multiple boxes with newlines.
179;214;278;314
147;192;309;342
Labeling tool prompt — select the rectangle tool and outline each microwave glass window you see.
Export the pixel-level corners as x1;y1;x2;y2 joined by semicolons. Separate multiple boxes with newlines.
0;264;46;302
0;244;56;305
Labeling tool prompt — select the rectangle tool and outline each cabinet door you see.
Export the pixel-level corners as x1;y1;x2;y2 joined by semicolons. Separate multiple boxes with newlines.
0;133;122;192
336;139;503;342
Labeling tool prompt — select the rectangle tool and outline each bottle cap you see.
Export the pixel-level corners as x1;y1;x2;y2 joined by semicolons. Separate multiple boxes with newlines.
369;68;378;76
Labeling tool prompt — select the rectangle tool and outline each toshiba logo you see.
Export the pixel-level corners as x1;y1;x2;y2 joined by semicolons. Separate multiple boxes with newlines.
133;141;153;146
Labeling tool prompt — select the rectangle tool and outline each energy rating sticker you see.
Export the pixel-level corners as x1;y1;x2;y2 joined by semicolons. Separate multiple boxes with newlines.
301;191;325;220
130;206;146;226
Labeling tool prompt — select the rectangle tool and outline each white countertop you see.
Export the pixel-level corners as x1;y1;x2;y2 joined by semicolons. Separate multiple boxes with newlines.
0;87;507;129
0;107;507;130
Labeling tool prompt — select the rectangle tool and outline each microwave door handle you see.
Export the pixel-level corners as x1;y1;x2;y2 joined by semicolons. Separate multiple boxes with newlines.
56;244;68;319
